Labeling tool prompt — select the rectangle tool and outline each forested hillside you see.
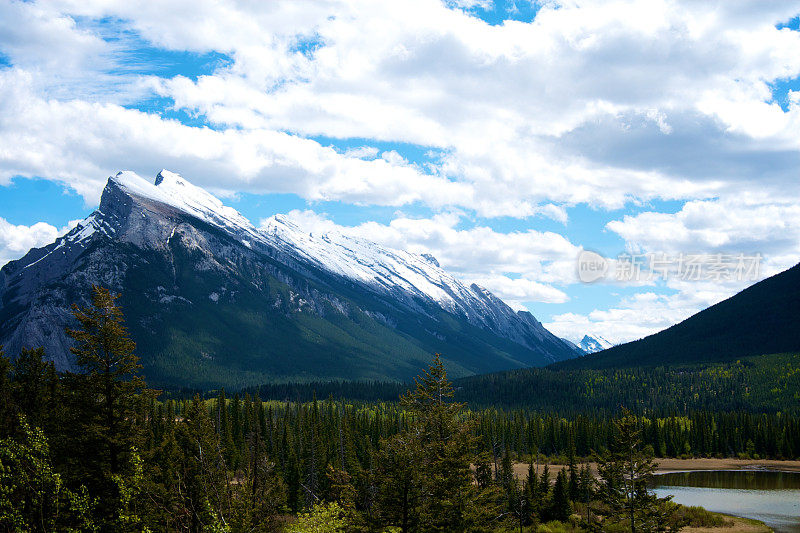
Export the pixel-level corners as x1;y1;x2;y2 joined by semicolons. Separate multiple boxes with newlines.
245;353;800;415
554;262;800;370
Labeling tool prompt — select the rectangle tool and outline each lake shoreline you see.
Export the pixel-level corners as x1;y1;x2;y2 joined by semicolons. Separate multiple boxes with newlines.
681;514;771;533
654;458;800;474
511;458;800;531
512;457;800;478
655;470;800;533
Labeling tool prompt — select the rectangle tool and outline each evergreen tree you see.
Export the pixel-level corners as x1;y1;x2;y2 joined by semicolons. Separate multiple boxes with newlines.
550;469;572;522
594;411;678;532
399;354;481;531
10;347;58;433
231;426;286;533
0;349;15;437
376;354;496;532
538;463;551;513
500;448;515;500
567;435;580;501
324;465;366;531
64;285;152;523
524;461;541;523
230;393;243;469
285;450;302;514
375;432;421;532
144;418;186;530
578;462;594;526
474;452;493;489
305;394;325;506
216;388;235;467
174;395;231;532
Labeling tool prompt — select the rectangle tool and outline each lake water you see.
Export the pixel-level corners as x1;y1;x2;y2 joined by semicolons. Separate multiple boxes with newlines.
653;470;800;533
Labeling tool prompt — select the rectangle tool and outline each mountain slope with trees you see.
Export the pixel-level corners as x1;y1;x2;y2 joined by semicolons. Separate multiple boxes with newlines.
554;262;800;370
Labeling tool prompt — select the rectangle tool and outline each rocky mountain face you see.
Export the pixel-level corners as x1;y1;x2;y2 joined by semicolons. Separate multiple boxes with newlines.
578;334;614;354
0;170;580;388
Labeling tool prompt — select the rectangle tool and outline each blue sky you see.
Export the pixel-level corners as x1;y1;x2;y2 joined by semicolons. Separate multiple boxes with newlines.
1;0;799;343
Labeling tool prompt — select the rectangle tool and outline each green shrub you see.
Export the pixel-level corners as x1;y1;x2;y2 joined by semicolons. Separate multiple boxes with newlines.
535;520;583;533
671;504;733;528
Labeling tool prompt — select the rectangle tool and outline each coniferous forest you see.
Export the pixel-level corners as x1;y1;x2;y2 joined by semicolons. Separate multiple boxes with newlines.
1;287;798;531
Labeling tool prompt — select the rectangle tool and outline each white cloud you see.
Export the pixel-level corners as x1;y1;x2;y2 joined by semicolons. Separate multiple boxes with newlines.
1;0;796;215
446;0;494;11
0;217;76;267
343;146;379;160
606;197;800;276
470;276;569;305
0;69;471;207
0;1;149;102
545;282;735;345
142;0;800;209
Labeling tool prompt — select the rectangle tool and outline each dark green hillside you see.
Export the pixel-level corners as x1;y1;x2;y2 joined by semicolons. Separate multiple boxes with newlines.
554;262;800;370
453;352;800;413
245;352;800;415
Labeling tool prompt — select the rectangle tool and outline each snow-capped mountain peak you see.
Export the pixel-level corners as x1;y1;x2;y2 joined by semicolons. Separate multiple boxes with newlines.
109;170;261;243
108;173;488;317
579;334;614;353
1;170;580;382
99;171;573;358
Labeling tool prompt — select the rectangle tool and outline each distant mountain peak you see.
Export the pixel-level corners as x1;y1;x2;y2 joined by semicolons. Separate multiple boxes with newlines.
579;334;614;354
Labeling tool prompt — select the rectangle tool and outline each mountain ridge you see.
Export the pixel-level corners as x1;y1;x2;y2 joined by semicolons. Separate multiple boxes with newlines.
552;262;800;370
0;170;579;387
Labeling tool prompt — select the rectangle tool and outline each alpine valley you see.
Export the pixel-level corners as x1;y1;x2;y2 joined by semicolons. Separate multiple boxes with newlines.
0;170;580;388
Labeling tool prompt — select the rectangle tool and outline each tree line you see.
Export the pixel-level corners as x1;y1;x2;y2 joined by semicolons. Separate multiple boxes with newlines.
244;352;800;416
0;286;794;531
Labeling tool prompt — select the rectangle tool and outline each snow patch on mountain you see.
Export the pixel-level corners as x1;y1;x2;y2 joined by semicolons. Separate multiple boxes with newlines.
579;334;614;353
21;212;115;270
111;170;262;243
261;214;491;317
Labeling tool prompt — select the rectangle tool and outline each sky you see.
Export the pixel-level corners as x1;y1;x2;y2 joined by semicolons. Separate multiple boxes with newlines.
0;0;799;345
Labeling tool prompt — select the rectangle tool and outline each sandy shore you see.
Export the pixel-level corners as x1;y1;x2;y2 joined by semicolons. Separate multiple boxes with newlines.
681;516;771;533
653;457;800;473
512;457;800;478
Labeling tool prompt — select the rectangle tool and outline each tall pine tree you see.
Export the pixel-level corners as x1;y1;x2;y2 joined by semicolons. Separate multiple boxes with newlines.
64;285;153;524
